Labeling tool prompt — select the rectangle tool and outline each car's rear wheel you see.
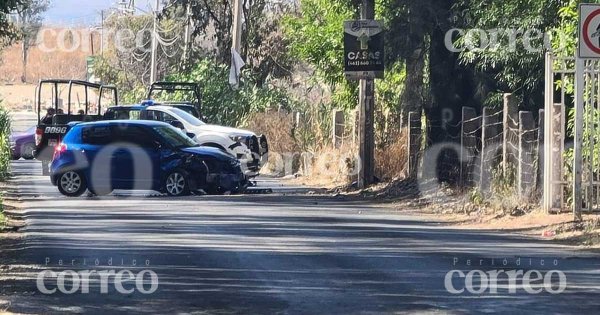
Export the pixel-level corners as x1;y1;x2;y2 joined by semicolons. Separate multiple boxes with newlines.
164;170;190;196
57;171;87;197
21;143;36;160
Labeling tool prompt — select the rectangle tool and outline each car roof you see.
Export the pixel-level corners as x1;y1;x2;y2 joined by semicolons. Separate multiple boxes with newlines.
146;105;182;111
106;104;195;111
75;120;170;128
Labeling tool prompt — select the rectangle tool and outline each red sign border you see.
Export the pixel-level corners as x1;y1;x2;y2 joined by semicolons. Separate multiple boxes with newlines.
583;8;600;55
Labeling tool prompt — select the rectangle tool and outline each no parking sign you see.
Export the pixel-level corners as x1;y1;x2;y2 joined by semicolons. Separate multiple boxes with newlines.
579;3;600;58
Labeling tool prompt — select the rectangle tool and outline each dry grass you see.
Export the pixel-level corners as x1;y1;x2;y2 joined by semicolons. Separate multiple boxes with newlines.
0;27;93;86
300;144;358;187
244;111;300;154
375;129;408;181
244;111;410;188
243;111;301;176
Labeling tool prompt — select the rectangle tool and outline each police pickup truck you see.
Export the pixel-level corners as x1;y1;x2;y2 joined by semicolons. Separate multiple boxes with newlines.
34;80;118;175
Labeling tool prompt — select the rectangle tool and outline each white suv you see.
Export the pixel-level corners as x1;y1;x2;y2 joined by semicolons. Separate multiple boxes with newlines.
145;106;268;177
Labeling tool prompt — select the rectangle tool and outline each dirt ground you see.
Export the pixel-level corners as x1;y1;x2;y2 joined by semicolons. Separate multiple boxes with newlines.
0;84;37;111
414;204;600;248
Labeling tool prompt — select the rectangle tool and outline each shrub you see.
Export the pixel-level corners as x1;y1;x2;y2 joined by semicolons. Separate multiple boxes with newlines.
0;105;11;180
170;59;300;127
375;130;408;181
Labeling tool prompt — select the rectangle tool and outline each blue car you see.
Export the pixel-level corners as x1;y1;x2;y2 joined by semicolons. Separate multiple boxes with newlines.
50;121;248;197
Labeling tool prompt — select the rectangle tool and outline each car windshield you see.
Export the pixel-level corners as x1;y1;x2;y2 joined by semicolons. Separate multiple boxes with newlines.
169;108;205;126
153;125;198;148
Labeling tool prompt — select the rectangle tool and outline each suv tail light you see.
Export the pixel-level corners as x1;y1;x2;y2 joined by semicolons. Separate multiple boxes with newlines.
35;127;43;146
52;143;67;160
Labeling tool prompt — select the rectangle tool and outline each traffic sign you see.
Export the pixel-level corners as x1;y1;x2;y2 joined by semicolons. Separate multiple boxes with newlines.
579;4;600;58
344;20;384;80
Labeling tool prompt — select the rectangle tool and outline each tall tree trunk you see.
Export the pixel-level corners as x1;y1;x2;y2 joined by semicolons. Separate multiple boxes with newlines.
425;0;475;184
21;41;28;83
399;1;428;126
401;47;425;125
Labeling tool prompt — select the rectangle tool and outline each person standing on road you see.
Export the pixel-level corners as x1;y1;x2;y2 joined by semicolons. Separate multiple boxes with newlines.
41;108;56;125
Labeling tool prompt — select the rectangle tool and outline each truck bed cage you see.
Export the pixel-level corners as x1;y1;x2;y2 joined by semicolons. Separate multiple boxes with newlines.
147;81;202;114
36;79;118;123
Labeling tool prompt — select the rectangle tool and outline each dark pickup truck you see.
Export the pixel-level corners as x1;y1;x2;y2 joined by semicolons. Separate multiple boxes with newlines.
34;80;118;175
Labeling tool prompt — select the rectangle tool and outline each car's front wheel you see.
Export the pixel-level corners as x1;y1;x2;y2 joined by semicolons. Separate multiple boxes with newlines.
57;171;87;197
164;170;190;196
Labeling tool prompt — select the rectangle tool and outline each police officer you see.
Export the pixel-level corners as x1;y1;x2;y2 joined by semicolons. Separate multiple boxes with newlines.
41;108;56;125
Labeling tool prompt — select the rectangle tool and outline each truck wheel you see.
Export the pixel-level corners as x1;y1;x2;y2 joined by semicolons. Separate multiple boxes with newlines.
164;170;190;196
57;171;87;197
21;143;36;160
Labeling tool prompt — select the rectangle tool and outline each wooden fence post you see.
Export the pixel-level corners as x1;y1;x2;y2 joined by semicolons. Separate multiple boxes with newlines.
332;110;345;148
407;112;421;179
503;93;519;176
537;109;545;194
479;107;501;193
518;111;535;197
460;107;479;187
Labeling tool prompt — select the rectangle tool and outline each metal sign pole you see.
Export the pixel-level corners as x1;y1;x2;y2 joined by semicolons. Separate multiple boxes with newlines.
358;0;375;189
574;57;584;222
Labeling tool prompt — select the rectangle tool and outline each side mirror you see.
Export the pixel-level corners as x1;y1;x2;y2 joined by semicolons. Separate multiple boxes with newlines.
169;120;185;130
186;133;196;139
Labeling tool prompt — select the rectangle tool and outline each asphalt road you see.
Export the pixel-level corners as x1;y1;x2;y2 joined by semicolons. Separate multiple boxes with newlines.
1;160;600;314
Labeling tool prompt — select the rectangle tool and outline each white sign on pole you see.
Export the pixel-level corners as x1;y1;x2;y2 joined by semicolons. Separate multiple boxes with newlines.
579;3;600;58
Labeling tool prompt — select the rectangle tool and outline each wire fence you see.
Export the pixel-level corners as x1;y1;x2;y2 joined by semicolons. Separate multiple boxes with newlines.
324;99;544;201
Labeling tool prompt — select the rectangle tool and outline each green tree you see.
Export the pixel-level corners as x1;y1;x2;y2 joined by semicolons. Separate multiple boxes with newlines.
0;0;24;46
15;0;49;83
454;0;565;111
165;0;294;85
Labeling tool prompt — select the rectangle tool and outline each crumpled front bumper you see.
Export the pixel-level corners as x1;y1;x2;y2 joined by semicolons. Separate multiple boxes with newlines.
229;135;269;177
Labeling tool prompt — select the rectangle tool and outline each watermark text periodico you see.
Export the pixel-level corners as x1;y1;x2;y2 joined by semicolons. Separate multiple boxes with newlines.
37;257;158;295
445;257;567;295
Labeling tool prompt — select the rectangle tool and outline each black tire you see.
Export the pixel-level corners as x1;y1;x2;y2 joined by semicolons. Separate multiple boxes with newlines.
57;171;87;197
21;143;36;160
164;170;190;196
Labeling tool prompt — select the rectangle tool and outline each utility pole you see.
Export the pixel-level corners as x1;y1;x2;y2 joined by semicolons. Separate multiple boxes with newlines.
182;1;192;64
150;0;159;83
231;0;243;54
100;10;104;56
358;0;375;189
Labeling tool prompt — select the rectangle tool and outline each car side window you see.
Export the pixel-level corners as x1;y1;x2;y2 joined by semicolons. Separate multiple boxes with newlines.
82;126;111;145
110;125;157;148
162;112;177;123
146;110;162;121
147;110;177;123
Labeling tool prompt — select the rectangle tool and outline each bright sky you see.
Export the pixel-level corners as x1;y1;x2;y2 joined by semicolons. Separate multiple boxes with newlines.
44;0;155;25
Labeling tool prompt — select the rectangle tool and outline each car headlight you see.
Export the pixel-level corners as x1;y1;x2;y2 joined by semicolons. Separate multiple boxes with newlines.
9;141;16;148
229;135;246;143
